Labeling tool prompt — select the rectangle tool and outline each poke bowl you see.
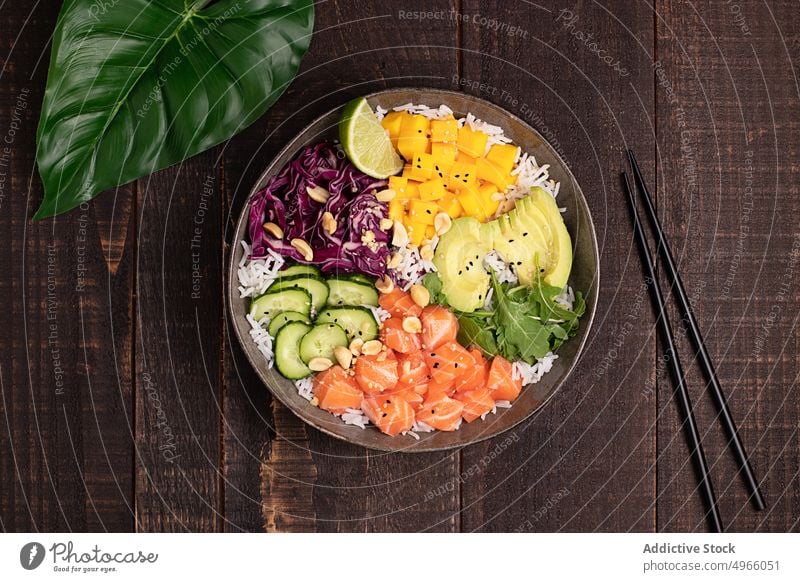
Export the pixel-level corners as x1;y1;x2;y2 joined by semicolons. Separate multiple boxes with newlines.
227;88;599;452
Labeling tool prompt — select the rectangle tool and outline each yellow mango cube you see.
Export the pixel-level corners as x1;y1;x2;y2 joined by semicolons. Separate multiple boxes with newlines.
478;182;501;216
476;157;513;191
403;181;420;199
397;114;430;160
438;196;463;219
457;126;489;158
388;199;406;222
431;142;458;165
408;200;438;225
406;153;435;182
457;184;493;221
486;143;518;174
446;161;478;192
456;151;478;165
407;221;428;246
430;117;458;142
381;112;405;147
425;225;436;240
418;178;447;201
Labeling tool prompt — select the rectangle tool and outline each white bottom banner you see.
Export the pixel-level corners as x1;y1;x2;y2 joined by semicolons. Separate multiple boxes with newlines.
1;533;797;581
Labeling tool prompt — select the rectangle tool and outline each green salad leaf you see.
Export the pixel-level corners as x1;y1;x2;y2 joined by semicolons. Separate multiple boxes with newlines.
34;0;314;219
427;271;584;364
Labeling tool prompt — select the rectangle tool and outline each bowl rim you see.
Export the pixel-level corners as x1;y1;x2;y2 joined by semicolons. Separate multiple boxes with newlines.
226;87;600;452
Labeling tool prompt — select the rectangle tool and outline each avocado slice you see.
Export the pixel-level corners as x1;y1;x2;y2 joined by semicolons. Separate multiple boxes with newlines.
433;188;574;312
526;187;572;288
432;217;492;312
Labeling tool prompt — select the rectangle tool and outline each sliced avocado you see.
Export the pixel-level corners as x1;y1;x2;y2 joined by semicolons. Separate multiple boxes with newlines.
527;187;572;288
433;189;574;313
493;204;550;286
433;217;491;312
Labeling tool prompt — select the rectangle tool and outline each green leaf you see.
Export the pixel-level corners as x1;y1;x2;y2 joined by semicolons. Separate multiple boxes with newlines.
422;272;446;305
456;313;498;356
34;0;314;219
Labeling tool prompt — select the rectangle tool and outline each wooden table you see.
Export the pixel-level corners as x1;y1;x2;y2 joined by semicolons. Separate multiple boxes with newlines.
1;1;798;533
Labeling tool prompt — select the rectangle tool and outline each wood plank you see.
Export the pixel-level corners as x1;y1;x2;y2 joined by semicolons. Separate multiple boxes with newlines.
655;0;800;532
135;150;223;532
220;0;461;532
458;0;657;532
0;2;135;532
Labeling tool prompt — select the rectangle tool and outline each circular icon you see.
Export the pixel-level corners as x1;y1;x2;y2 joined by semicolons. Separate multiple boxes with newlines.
20;542;45;570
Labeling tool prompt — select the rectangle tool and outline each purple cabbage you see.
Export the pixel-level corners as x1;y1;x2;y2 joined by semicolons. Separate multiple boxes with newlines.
248;142;390;277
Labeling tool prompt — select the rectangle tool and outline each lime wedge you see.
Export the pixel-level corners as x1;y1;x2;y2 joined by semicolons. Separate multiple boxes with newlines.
339;97;403;179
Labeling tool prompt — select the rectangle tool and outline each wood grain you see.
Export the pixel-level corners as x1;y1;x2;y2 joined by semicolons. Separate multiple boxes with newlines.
458;0;658;532
220;0;462;533
1;0;798;533
655;0;800;532
0;2;135;532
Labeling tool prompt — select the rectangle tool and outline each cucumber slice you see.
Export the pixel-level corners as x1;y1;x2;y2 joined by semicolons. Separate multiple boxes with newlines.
338;273;374;286
316;307;378;341
268;276;329;313
280;264;321;278
268;311;311;337
327;279;379;307
249;289;312;321
299;323;349;363
274;322;313;379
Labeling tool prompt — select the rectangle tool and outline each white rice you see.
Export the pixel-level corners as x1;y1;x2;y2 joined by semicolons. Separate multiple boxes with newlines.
554;285;575;310
237;241;285;298
484;250;518;284
295;377;314;401
367;305;392;324
341;407;369;429
246;313;275;367
388;243;436;290
513;353;559;386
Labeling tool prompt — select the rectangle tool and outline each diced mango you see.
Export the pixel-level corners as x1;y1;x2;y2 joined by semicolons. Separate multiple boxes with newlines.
478;182;501;216
418;178;447;202
381;111;405;147
388;199;406;222
403;181;420;199
406;153;435;182
397;114;430;160
430;117;458;143
407;221;428;246
408;200;438;225
476;157;514;191
445;161;478;192
438;196;463;219
431;142;458;165
425;225;436;240
486;143;518;174
456;151;477;165
457;184;492;221
388;175;407;191
457;126;489;158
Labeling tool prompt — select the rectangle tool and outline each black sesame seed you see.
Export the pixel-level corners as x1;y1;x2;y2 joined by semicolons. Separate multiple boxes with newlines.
433;362;440;369
426;209;432;214
430;353;436;357
386;399;391;404
382;412;388;417
517;261;522;266
509;239;515;243
458;270;462;275
454;363;459;368
523;232;529;237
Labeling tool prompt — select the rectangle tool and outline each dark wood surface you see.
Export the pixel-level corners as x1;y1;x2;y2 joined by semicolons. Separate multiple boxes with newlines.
1;0;797;532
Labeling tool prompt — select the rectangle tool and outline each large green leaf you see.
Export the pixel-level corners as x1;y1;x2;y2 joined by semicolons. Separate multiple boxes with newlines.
34;0;314;219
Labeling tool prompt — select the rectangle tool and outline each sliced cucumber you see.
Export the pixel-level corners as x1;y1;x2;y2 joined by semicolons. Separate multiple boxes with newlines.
268;311;311;337
280;264;321;278
274;322;312;379
299;323;349;363
267;276;329;314
316;307;378;341
249;289;312;321
338;273;374;286
327;279;379;307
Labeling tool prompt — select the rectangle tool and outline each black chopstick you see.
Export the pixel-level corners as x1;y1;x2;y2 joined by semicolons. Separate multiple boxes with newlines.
622;172;724;533
628;150;766;512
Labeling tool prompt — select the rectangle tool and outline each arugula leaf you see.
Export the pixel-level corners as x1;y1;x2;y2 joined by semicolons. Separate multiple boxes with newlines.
422;272;447;305
456;313;498;356
35;0;314;218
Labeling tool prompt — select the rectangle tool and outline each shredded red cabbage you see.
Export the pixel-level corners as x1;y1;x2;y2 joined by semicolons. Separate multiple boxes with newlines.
248;142;390;277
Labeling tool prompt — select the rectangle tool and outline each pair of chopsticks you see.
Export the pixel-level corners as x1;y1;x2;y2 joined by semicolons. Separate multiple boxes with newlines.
622;151;765;533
